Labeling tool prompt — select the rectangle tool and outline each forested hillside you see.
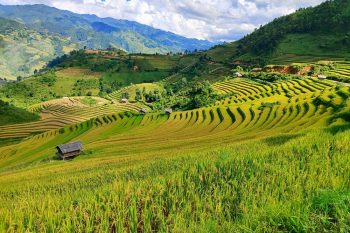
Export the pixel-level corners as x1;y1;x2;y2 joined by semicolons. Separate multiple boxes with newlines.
0;17;77;80
209;0;350;64
0;4;214;53
0;4;214;80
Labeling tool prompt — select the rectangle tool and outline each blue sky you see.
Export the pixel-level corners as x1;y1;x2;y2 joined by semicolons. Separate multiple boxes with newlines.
0;0;325;41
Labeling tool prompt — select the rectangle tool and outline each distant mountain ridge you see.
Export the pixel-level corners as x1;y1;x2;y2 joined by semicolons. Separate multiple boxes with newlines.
0;4;215;80
0;4;214;53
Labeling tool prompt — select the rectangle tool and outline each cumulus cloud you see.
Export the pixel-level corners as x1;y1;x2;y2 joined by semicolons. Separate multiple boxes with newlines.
0;0;326;41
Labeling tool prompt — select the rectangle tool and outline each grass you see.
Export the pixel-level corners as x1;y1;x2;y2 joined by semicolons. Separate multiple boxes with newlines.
0;101;40;126
325;61;350;81
270;34;350;64
0;68;101;108
0;76;349;232
0;96;147;139
102;71;169;86
54;68;101;96
0;128;350;232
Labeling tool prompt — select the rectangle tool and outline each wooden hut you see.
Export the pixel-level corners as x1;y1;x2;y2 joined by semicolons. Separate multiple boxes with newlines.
165;108;173;114
139;108;148;115
120;98;128;104
235;72;243;77
56;141;83;160
317;75;327;80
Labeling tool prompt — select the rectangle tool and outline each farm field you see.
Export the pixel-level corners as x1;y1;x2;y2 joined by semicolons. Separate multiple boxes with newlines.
1;0;350;231
0;75;350;231
0;96;146;140
326;61;350;80
0;68;102;108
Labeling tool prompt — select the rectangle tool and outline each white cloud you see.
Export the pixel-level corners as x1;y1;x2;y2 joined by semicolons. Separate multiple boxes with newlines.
0;0;326;41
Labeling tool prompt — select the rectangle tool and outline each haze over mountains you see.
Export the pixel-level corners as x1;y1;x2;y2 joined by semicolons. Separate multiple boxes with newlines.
0;4;215;80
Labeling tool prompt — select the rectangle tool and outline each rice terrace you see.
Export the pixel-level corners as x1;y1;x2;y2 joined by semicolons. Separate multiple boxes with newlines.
0;0;350;232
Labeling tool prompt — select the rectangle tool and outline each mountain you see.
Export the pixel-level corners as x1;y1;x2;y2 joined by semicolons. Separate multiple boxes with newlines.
0;4;214;80
0;17;78;80
0;4;214;53
207;0;350;65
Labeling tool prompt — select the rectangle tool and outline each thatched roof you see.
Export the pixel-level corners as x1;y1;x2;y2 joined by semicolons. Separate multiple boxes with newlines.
56;141;83;154
139;108;147;114
165;108;173;114
235;72;243;77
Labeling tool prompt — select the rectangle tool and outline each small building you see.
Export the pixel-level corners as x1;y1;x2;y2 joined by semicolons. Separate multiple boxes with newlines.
235;72;243;77
120;99;128;104
111;99;117;104
165;108;173;115
56;141;83;160
318;75;327;80
139;108;148;115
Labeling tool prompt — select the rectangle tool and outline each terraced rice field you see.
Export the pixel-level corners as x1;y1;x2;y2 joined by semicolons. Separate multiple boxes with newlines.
0;97;145;139
326;61;350;79
1;77;350;232
1;81;349;170
212;77;333;106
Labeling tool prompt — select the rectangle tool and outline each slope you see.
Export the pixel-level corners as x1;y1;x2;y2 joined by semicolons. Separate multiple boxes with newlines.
0;4;214;56
0;100;39;126
0;77;350;231
0;51;189;107
206;0;350;64
0;17;78;80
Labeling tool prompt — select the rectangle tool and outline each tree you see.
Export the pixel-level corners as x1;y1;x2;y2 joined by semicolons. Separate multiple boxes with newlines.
122;92;130;99
135;88;142;102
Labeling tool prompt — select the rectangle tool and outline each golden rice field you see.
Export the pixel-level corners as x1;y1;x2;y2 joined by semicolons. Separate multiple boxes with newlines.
0;77;350;232
211;77;333;106
0;97;145;139
326;61;350;80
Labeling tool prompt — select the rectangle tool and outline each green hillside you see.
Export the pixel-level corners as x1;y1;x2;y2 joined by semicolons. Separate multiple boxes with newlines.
0;17;78;80
207;0;350;65
0;4;214;80
0;51;192;108
0;100;39;126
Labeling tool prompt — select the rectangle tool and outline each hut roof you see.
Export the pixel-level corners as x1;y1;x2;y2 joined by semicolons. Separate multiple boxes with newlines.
318;75;327;79
165;108;173;113
139;108;147;113
235;72;242;77
56;141;83;154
